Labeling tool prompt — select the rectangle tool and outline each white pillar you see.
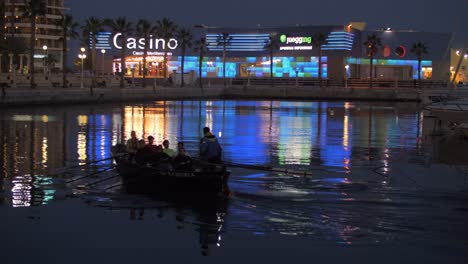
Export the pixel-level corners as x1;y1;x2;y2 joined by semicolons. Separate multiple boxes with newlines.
12;65;17;88
19;54;24;74
25;54;31;74
8;53;14;73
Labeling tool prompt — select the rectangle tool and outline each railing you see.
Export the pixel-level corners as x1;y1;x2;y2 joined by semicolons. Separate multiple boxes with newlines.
0;73;459;90
228;77;450;89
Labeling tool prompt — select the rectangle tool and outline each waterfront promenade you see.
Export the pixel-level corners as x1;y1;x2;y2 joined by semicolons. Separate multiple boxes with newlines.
0;85;425;107
1;83;466;107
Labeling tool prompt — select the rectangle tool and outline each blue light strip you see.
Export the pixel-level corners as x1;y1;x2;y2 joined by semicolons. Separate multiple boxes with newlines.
206;34;270;52
322;31;355;51
90;32;113;50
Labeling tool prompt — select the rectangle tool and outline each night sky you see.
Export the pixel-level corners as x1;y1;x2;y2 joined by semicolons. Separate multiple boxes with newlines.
67;0;467;44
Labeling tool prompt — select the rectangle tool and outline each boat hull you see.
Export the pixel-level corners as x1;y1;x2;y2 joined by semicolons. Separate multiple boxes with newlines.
115;158;230;198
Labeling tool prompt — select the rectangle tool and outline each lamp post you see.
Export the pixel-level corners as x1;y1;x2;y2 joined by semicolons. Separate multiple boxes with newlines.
295;68;299;86
101;49;106;77
78;53;87;89
345;64;350;88
247;65;252;87
42;45;47;77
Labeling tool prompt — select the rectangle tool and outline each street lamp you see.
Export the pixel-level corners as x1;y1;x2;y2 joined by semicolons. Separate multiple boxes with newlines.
295;68;299;86
78;53;87;88
101;49;106;77
42;45;47;77
345;64;350;88
101;49;106;76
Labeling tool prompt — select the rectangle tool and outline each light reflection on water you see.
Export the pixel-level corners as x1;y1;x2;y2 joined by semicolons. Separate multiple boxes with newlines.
0;100;467;256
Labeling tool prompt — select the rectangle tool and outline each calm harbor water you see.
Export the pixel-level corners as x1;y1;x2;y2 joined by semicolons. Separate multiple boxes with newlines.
0;100;467;263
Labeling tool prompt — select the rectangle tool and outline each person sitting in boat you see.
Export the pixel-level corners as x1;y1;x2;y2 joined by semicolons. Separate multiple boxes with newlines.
199;127;222;163
162;140;176;158
144;136;159;153
173;146;192;171
126;131;140;154
136;136;165;165
176;142;191;157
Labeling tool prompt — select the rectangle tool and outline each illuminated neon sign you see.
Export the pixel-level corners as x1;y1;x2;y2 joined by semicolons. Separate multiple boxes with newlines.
113;33;178;50
280;35;312;45
279;34;313;51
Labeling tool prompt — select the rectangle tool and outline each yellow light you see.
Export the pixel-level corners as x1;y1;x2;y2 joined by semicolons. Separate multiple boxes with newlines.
77;115;88;126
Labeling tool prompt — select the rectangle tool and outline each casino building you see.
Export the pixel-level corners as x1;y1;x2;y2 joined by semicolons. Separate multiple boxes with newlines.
101;23;453;82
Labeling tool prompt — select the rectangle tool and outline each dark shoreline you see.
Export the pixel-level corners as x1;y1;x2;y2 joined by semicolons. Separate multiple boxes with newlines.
0;85;424;108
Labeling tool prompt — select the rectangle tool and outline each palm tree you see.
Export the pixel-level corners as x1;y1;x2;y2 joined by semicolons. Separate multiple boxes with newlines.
0;1;6;47
56;14;79;88
82;17;103;87
194;37;207;89
264;34;280;86
363;33;382;88
106;17;133;88
217;32;232;87
311;32;327;87
410;41;428;86
154;17;177;83
176;28;193;87
135;19;153;88
21;0;46;88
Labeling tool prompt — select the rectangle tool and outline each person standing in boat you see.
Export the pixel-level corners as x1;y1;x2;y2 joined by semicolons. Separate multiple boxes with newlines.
199;127;222;163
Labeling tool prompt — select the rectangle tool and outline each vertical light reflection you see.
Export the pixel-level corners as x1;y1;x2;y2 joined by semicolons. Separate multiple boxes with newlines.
205;101;213;129
343;115;349;150
124;106;145;141
277;102;312;165
112;113;122;145
343;102;351;172
77;133;87;164
11;175;32;208
144;106;166;142
41;137;48;167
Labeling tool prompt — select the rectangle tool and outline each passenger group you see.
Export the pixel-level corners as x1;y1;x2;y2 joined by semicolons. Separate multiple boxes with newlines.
125;126;222;170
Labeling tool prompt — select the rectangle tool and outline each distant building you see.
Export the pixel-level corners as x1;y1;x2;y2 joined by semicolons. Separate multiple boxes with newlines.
1;0;67;73
450;49;468;84
99;24;452;82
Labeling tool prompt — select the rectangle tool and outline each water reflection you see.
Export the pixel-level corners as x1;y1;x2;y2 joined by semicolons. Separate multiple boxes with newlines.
85;192;229;256
0;101;427;201
11;174;55;207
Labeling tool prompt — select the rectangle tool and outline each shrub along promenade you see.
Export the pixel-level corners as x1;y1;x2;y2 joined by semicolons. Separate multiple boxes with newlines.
0;84;458;107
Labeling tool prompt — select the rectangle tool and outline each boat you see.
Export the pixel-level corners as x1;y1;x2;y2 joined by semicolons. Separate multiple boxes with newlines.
425;99;468;123
111;144;230;198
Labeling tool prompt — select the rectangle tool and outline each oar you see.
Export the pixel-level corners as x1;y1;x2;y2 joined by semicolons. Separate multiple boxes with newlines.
51;157;114;175
225;162;315;176
51;153;126;175
66;166;115;184
84;174;122;188
103;182;123;191
194;158;316;176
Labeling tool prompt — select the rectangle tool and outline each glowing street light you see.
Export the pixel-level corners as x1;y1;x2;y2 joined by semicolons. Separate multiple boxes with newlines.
78;53;87;89
101;49;106;77
42;45;48;76
345;64;350;88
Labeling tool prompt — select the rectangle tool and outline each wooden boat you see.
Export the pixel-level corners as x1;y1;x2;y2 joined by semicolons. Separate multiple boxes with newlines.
426;99;468;123
111;144;230;198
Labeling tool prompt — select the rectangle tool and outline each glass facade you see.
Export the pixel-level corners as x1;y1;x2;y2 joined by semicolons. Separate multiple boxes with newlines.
169;56;328;78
